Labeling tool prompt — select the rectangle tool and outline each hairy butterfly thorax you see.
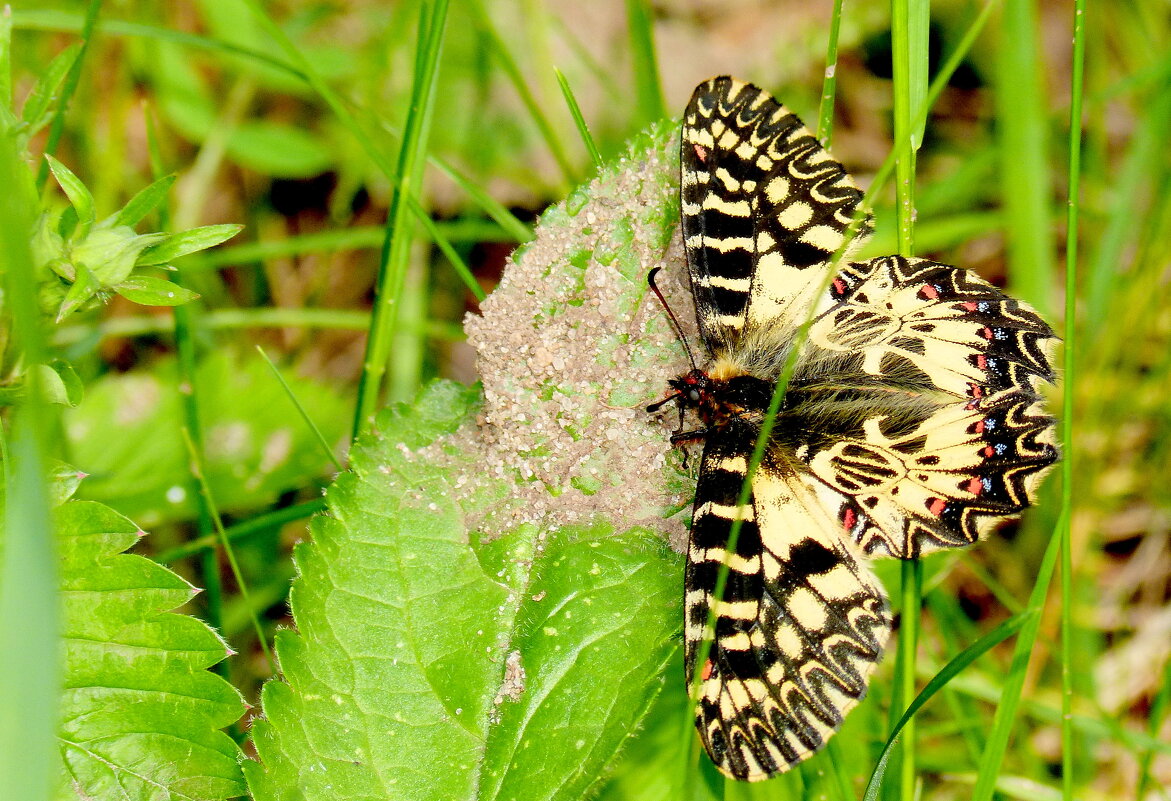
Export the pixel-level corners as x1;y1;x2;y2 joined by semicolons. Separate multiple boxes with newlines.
652;76;1058;782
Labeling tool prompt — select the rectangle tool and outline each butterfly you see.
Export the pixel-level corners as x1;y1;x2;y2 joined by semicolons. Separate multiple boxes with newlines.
650;76;1058;781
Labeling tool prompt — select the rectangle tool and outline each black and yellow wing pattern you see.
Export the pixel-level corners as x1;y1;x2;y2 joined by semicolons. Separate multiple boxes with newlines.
663;77;1057;781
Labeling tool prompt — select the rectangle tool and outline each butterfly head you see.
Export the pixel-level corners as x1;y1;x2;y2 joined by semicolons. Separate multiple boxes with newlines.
667;368;710;406
656;363;774;432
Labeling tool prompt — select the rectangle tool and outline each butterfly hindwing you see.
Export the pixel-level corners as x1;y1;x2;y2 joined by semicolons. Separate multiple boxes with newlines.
686;418;891;781
681;76;871;351
797;255;1059;557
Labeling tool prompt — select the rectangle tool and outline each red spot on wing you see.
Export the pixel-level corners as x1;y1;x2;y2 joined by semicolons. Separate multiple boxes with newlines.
976;354;988;370
981;326;994;340
693;143;710;164
841;506;858;531
701;659;714;681
982;445;996;458
918;283;941;300
926;497;948;516
961;301;979;312
963;477;983;495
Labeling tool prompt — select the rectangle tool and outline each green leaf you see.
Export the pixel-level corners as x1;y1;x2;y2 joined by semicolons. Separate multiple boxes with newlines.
112;173;177;227
863;613;1030;801
245;123;689;800
113;274;200;306
19;42;81;135
54;262;101;322
65;350;350;527
34;359;83;406
44;154;94;239
71;226;166;286
245;384;680;801
137;223;244;266
55;495;245;798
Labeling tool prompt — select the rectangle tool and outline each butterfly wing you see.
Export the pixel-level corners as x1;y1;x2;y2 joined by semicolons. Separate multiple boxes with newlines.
686;418;891;781
796;255;1058;557
681;76;871;352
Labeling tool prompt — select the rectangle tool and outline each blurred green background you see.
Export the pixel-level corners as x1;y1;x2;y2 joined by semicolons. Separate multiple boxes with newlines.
4;0;1169;798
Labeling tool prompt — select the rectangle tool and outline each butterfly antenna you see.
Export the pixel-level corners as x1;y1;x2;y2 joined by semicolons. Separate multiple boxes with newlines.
647;267;698;372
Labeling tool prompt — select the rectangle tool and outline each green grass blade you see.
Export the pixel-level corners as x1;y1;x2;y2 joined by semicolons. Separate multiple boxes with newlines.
258;0;534;251
1082;90;1170;327
861;0;1002;218
0;126;59;801
238;0;392;175
970;512;1065;801
33;0;99;190
187;219;511;270
13;8;306;77
0;8;11;109
864;612;1029;801
624;0;665;128
256;346;345;472
996;0;1054;311
425;151;534;243
466;0;576;185
1061;1;1088;798
352;0;450;436
144;99;231;657
555;67;603;169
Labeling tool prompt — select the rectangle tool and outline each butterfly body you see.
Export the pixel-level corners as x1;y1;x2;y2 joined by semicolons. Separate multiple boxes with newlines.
661;77;1058;781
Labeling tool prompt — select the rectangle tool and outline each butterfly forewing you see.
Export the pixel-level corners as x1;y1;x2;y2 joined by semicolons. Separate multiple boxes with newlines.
681;76;871;352
686;418;890;780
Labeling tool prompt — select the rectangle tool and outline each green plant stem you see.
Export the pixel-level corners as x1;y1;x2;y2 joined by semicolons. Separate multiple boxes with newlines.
352;0;450;438
864;612;1029;801
181;429;275;673
894;560;922;801
1061;0;1087;798
145;100;230;677
971;506;1066;801
889;2;927;798
817;0;845;147
190;219;510;270
53;308;464;348
154;499;326;564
